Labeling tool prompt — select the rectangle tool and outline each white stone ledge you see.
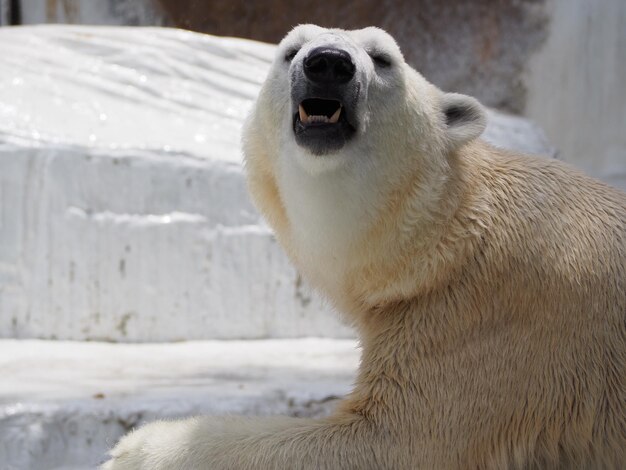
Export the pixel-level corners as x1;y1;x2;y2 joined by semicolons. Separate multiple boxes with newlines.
0;338;359;469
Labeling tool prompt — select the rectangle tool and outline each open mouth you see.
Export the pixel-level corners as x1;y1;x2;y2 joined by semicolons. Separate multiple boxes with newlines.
292;97;355;155
297;98;342;125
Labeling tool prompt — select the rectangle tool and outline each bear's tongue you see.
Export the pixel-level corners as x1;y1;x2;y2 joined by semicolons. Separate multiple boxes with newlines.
299;105;342;124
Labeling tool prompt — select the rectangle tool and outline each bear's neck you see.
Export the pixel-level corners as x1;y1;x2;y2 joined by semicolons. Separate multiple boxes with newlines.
276;141;490;317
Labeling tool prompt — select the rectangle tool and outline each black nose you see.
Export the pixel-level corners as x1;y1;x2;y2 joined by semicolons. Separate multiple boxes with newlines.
303;47;355;85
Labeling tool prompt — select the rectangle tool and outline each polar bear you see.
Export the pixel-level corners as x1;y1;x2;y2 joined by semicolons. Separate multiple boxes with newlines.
104;25;626;469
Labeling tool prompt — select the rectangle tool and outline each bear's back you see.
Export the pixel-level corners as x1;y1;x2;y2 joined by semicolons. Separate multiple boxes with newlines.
468;144;626;465
480;145;625;298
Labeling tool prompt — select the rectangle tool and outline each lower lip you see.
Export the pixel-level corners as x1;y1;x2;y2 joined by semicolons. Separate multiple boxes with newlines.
299;120;338;128
292;111;356;155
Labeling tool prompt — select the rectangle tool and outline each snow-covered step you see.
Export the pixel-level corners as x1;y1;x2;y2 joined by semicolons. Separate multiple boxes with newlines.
0;338;359;469
0;26;555;341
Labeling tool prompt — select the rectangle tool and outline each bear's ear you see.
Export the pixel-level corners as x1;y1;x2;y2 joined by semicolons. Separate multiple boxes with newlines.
441;93;486;148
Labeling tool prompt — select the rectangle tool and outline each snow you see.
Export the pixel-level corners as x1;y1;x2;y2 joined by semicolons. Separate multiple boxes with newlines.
0;338;359;469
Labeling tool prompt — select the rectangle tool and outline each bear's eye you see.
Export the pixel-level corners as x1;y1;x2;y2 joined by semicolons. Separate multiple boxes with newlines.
285;49;299;62
370;53;392;68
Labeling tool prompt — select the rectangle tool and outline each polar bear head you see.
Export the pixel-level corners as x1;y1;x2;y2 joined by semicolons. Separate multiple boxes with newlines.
244;25;486;176
243;26;488;303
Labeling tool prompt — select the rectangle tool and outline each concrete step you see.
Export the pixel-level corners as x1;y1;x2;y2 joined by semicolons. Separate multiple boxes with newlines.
0;338;359;470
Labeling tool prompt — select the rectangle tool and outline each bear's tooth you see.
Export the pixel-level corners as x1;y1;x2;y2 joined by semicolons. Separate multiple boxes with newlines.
329;106;342;123
298;105;309;124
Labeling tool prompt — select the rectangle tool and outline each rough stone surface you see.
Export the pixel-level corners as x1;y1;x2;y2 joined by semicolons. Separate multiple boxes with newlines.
156;0;549;113
0;26;554;342
16;0;167;27
524;0;626;191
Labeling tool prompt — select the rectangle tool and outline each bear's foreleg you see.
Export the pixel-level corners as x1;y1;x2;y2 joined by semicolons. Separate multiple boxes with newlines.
102;413;391;470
